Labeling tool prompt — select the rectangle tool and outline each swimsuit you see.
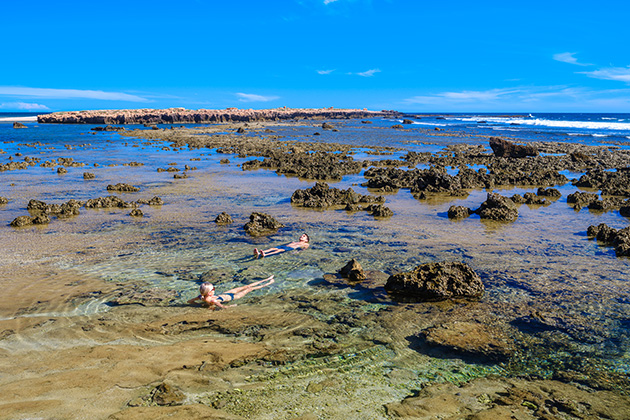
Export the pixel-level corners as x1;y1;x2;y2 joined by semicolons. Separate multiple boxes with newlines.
216;293;235;302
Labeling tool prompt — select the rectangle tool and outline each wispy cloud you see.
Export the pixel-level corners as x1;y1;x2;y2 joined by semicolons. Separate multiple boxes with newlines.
553;52;591;66
0;102;50;110
323;0;340;4
405;88;519;104
235;92;280;102
317;69;335;75
580;66;630;83
402;86;630;111
0;86;149;102
355;68;381;77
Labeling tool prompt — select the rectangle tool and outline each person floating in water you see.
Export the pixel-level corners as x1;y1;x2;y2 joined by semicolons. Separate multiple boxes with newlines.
188;276;275;309
254;233;310;258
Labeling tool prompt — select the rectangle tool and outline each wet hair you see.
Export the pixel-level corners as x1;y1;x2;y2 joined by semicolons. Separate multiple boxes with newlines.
199;282;214;296
302;233;310;242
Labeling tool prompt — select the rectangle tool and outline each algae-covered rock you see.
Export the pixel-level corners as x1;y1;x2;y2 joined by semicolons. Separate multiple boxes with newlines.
385;261;484;301
243;212;284;237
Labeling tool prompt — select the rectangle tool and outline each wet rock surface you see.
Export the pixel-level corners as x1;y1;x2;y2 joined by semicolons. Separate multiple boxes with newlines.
291;182;384;208
338;259;366;282
385;262;484;301
243;212;284;236
107;183;140;192
474;192;519;221
489;136;538;158
421;321;515;361
587;223;630;257
214;212;233;225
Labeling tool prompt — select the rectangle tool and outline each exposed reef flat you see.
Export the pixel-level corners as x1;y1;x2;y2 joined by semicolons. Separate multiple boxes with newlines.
37;107;401;124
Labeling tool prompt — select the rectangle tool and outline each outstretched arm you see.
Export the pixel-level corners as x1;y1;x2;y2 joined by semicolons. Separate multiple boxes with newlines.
188;296;202;305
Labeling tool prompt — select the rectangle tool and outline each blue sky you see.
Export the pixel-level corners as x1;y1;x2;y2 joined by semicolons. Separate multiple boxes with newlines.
1;0;629;113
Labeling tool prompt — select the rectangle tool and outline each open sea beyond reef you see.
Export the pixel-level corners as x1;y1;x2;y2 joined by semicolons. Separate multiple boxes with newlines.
1;112;630;419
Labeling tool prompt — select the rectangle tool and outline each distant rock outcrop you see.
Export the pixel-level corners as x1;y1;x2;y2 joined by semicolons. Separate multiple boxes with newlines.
38;107;401;124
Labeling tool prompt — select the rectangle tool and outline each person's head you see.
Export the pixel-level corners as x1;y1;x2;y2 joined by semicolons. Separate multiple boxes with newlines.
300;233;310;243
199;282;215;296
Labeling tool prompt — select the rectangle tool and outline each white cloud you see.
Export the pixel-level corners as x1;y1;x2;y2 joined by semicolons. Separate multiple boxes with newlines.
235;92;280;102
402;86;630;111
317;69;335;75
324;0;340;4
0;86;149;102
0;102;50;110
356;68;381;77
580;66;630;83
553;52;591;66
405;88;520;104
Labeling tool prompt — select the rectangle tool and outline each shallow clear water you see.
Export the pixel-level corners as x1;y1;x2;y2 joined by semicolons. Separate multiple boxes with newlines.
1;116;630;393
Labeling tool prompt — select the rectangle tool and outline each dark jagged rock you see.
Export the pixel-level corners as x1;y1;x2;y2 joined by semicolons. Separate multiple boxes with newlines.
27;199;82;218
173;173;188;179
214;212;233;225
575;168;630;197
236;127;246;134
489;137;538;158
13;122;27;129
587;223;630;257
107;183;140;192
243;150;362;181
402;119;414;124
321;122;335;130
365;203;393;218
243;212;284;237
83;172;96;180
474;192;518;222
10;216;33;227
588;197;625;212
448;205;471;219
220;158;230;164
32;214;50;225
567;191;599;210
391;124;404;129
339;259;366;282
90;125;125;132
136;196;163;206
85;196;136;209
129;209;143;217
523;192;547;205
363;166;464;195
57;167;67;174
291;182;383;208
0;197;7;205
384;261;484;301
537;187;561;197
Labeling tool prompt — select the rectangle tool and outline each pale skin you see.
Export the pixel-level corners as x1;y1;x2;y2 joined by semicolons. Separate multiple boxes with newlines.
188;276;275;309
254;234;310;258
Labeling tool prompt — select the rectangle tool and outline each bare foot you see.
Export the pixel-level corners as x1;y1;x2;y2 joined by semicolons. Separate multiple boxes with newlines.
254;248;259;259
260;250;265;258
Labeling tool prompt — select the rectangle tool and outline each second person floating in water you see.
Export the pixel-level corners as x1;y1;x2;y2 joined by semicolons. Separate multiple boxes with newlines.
254;233;310;258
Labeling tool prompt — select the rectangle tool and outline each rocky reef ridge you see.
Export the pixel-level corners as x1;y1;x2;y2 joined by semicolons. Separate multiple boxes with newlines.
37;107;401;124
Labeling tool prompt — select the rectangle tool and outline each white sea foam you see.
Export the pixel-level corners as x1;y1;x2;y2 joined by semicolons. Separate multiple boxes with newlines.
455;116;630;131
0;116;38;122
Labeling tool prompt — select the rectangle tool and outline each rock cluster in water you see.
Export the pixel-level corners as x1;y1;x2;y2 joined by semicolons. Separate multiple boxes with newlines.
587;223;630;257
243;212;284;236
384;262;484;301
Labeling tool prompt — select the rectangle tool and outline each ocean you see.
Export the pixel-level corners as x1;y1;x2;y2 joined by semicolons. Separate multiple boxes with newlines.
1;111;629;418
